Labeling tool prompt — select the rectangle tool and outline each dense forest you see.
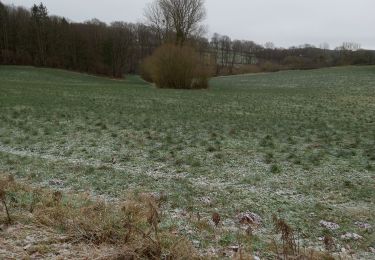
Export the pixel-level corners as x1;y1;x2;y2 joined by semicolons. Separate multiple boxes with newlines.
1;1;374;78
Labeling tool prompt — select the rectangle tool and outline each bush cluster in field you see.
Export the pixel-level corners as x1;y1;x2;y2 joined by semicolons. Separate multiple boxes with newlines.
141;44;210;89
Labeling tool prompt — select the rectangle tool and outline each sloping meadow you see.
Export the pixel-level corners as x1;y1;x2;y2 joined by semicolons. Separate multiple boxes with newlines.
0;65;374;258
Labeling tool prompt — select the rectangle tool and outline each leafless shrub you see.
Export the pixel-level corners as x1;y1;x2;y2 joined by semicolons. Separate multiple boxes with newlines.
0;176;13;224
234;64;262;74
260;61;282;72
0;185;11;224
142;43;210;89
140;56;154;83
273;215;298;258
323;235;335;251
272;215;335;260
212;212;221;227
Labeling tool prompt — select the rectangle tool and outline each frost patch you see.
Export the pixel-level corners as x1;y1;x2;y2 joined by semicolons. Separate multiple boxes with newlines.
320;220;340;230
237;212;262;226
340;233;363;241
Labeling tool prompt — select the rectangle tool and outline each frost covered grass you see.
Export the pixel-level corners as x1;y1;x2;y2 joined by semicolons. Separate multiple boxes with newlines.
0;65;374;258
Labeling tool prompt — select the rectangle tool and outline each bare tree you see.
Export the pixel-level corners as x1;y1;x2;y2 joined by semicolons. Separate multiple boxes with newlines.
340;42;361;51
144;1;170;43
219;35;231;69
264;42;275;49
109;22;133;77
145;0;206;45
319;42;330;50
31;3;49;66
0;2;9;52
210;33;221;74
231;40;242;72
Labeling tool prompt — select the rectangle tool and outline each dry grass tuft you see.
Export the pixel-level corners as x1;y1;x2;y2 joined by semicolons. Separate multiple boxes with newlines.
323;235;335;251
212;212;221;227
273;215;298;257
0;176;198;259
0;176;12;224
272;215;335;260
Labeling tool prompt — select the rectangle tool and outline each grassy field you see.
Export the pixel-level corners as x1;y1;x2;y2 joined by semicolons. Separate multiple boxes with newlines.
0;65;374;258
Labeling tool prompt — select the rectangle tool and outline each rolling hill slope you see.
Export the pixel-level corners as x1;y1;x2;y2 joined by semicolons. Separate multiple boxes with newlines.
0;65;374;258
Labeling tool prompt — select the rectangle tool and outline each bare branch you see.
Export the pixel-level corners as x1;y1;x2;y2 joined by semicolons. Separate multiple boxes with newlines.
145;0;206;45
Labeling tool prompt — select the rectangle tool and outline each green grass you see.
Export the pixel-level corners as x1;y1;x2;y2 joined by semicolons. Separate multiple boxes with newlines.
0;65;374;257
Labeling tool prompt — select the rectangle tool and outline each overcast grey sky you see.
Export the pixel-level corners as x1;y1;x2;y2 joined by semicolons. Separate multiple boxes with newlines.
4;0;375;49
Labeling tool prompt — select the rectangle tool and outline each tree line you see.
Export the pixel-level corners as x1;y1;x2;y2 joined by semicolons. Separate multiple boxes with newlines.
0;2;160;77
209;33;375;75
1;1;374;78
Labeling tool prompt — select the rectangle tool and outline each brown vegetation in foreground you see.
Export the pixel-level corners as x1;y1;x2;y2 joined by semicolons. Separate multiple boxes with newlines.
0;175;197;259
0;174;341;259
